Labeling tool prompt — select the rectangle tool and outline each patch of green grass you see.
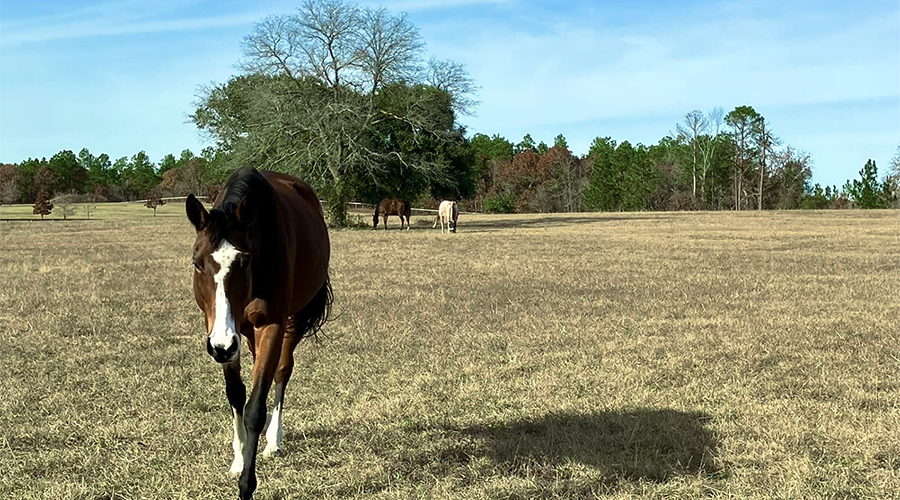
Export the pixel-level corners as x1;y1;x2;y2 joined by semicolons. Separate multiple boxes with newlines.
1;209;898;499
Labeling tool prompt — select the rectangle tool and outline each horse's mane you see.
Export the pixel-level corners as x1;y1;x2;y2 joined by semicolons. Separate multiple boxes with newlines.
205;166;276;249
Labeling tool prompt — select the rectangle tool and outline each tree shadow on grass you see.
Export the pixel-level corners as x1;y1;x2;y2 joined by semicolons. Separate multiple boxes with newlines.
290;408;725;496
416;214;676;233
446;409;725;483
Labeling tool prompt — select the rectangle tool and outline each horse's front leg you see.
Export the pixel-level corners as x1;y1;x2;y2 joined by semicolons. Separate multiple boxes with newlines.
223;358;247;475
238;323;284;500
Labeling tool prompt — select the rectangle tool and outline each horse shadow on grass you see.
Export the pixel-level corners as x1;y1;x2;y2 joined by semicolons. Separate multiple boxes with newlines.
414;214;675;233
289;408;725;496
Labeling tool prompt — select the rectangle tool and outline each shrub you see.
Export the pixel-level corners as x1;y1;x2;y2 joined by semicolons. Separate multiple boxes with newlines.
483;191;516;213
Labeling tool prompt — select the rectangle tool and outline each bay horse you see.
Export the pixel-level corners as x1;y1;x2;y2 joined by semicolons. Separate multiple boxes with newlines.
432;200;459;233
185;166;332;500
373;198;411;230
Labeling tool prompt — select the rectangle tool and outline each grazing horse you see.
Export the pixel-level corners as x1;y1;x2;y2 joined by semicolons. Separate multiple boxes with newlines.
373;198;411;230
185;166;332;500
432;200;459;233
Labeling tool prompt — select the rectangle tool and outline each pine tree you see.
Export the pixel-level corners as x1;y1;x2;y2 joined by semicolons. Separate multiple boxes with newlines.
584;137;618;211
845;160;885;209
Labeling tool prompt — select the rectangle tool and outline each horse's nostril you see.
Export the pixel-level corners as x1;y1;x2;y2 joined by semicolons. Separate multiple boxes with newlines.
207;337;238;361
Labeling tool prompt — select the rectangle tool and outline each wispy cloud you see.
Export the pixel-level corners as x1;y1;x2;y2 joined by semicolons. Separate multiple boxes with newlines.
378;0;513;11
422;1;899;130
1;0;514;46
1;0;897;186
2;12;266;46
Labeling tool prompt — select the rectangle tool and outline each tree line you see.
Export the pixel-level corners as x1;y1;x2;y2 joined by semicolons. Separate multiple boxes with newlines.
0;147;223;205
471;115;899;213
3;116;896;216
1;0;897;220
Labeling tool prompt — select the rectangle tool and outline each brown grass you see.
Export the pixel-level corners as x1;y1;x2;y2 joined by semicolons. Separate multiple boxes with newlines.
1;209;898;499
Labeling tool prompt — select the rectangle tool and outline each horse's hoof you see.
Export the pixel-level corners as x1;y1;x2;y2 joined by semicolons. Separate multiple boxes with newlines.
261;447;283;458
230;460;243;475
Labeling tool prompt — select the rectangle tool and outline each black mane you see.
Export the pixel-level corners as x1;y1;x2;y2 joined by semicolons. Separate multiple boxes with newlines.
205;166;276;249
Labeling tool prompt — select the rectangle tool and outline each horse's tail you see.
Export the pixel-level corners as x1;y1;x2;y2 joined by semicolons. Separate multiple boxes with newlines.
294;275;333;340
404;199;412;218
373;203;380;227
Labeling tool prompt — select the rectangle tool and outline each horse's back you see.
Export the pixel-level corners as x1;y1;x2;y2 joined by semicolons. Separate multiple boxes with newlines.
378;198;410;217
263;171;323;216
439;200;457;219
262;171;330;310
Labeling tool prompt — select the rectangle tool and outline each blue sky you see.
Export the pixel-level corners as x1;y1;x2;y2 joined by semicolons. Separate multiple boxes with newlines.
1;0;898;188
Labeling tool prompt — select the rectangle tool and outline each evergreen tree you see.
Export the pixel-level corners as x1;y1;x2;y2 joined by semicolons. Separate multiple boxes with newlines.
553;134;568;150
845;159;886;209
621;144;655;211
514;134;536;155
584;137;619;211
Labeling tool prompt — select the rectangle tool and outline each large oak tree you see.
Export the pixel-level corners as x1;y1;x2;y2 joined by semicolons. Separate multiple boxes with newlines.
192;0;477;225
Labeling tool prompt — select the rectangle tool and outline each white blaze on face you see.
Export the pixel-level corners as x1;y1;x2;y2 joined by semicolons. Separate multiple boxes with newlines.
209;240;242;355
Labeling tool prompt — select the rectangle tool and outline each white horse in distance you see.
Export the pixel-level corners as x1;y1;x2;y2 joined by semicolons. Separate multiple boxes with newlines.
433;200;459;233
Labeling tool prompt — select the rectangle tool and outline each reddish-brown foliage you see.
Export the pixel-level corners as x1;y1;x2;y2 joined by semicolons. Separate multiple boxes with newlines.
33;189;53;219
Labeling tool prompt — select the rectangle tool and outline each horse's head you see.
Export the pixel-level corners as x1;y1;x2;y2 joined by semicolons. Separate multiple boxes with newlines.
449;202;458;233
186;193;253;364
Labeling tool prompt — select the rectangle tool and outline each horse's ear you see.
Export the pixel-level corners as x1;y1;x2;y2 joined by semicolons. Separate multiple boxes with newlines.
185;194;208;230
234;196;253;226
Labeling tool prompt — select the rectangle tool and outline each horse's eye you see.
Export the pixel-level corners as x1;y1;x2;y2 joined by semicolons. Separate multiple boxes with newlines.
193;259;203;273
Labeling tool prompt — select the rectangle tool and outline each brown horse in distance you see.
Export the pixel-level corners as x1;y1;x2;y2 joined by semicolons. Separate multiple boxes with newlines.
373;198;411;230
185;166;332;500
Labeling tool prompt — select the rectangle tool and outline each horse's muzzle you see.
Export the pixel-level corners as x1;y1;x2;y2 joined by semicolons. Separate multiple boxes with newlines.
206;336;239;363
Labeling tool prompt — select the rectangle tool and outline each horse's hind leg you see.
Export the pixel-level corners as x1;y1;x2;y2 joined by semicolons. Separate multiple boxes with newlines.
263;318;300;457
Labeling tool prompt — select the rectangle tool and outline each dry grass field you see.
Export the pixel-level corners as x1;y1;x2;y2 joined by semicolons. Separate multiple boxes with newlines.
1;208;898;499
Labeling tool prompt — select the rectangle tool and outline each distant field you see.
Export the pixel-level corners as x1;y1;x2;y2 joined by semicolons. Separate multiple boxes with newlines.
1;209;898;499
0;201;395;222
0;201;186;220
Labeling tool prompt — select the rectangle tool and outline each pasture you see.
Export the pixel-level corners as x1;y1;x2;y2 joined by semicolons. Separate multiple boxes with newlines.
1;208;898;499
